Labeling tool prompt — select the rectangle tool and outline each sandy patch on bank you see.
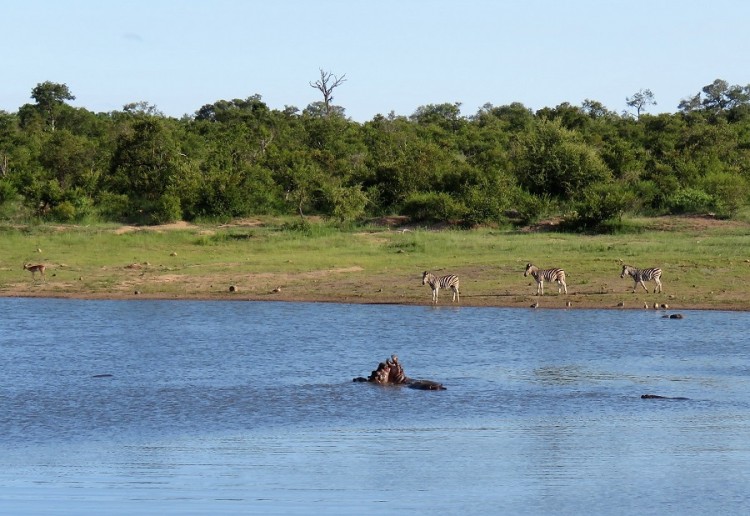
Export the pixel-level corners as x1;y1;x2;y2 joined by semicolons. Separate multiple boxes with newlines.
114;221;196;234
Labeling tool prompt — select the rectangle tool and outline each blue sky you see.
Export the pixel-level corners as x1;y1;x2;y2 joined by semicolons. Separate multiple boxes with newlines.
4;0;750;121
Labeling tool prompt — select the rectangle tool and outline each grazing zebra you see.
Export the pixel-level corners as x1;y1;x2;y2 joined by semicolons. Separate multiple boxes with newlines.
421;271;460;304
621;265;663;293
524;263;567;295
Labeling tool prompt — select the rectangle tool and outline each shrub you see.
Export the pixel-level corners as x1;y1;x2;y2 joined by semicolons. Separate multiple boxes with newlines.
152;194;182;224
280;218;312;234
698;171;749;218
666;188;714;215
401;192;466;223
49;200;76;222
96;192;130;221
319;183;368;223
511;189;554;226
0;179;18;204
628;179;660;213
564;182;633;232
514;119;611;200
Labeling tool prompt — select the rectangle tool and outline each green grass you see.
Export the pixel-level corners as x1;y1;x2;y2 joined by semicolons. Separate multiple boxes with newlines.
1;217;749;310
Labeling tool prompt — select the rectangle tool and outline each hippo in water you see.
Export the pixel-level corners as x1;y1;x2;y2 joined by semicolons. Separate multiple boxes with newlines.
353;354;446;390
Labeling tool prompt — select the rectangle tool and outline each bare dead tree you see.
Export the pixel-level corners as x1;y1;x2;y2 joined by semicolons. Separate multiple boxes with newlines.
309;69;347;116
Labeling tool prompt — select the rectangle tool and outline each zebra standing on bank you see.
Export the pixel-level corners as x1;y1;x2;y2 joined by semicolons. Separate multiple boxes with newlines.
621;265;663;293
422;271;460;304
524;263;568;295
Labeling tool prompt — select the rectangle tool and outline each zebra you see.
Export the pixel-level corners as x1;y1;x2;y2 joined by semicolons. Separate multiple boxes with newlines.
524;263;567;295
421;271;460;304
621;265;663;293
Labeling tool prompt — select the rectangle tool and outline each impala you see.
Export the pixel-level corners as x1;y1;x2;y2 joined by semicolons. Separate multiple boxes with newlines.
23;263;46;282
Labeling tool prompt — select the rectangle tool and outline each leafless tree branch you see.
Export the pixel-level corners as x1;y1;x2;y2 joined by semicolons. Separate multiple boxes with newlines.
309;68;347;116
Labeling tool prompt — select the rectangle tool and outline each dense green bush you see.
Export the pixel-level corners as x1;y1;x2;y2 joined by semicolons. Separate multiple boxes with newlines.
49;200;76;222
317;183;368;223
564;182;633;232
401;192;467;223
513;119;611;200
153;194;182;224
0;179;18;204
459;185;506;227
511;189;555;225
699;170;749;217
666;188;715;215
96;192;130;221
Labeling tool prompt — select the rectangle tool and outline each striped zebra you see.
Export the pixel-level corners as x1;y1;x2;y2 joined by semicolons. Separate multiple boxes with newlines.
621;265;663;293
524;263;567;295
422;271;460;304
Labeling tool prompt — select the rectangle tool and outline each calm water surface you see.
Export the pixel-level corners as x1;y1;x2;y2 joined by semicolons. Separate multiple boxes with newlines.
1;298;749;514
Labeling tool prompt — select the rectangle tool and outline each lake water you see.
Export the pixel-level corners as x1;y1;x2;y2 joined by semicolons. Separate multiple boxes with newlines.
1;298;749;515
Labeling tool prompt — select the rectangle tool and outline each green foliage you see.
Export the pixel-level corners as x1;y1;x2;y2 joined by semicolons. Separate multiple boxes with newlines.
319;183;368;223
154;194;182;224
513;119;611;200
386;234;426;253
3;78;750;229
96;192;130;221
699;170;750;217
189;164;282;219
23;178;65;215
401;192;466;223
626;89;657;118
29;81;76;131
107;118;181;200
666;188;715;215
511;189;555;225
39;129;99;191
410;102;463;131
564;182;633;232
460;184;506;226
49;200;77;222
0;179;18;204
281;219;313;236
280;218;313;234
679;79;750;113
279;218;339;237
595;217;645;234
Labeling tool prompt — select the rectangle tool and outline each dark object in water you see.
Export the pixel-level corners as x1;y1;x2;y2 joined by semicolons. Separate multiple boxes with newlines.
641;394;689;400
353;354;446;390
661;313;684;319
92;373;113;378
406;379;446;391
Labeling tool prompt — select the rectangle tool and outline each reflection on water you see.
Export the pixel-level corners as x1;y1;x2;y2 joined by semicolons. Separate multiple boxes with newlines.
1;298;749;514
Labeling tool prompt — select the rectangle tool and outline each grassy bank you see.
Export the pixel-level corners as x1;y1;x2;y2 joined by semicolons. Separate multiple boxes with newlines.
2;217;749;310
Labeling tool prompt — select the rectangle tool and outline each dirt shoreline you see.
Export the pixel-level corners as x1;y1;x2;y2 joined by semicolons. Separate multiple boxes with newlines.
2;289;739;312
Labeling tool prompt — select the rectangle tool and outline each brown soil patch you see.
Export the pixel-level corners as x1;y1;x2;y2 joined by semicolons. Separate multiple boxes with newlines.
217;218;267;228
641;215;746;232
372;215;410;228
106;215;745;236
114;220;196;234
518;214;747;233
520;217;564;233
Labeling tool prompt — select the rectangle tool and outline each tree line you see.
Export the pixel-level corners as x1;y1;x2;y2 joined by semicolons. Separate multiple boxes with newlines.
1;77;749;231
